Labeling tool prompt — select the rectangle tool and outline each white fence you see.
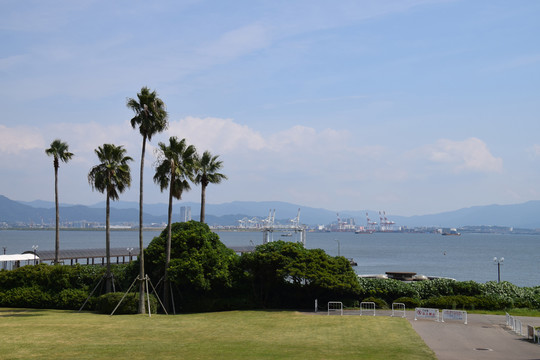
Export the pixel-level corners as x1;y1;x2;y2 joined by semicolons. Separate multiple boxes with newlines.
414;308;439;322
391;303;406;318
442;309;467;325
360;302;376;316
327;301;343;316
506;312;540;345
506;313;523;336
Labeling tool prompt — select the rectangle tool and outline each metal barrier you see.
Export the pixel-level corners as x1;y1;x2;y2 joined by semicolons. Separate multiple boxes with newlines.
391;303;406;318
414;308;439;322
360;302;376;316
327;301;343;316
506;312;523;336
442;309;467;325
527;325;535;341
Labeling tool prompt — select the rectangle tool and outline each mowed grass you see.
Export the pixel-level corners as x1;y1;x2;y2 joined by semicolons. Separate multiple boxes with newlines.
0;308;436;360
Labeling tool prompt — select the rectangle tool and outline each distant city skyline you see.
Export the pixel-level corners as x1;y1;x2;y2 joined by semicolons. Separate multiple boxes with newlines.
1;1;540;216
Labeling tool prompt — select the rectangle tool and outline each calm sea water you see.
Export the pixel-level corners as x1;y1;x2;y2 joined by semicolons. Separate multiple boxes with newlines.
1;229;539;287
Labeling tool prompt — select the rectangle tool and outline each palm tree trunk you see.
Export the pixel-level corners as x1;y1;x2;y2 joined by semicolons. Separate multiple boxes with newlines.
200;184;206;223
54;162;59;265
138;136;147;314
105;193;112;293
164;171;174;312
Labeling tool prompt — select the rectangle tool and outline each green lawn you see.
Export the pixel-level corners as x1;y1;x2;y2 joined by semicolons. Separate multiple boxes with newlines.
0;308;436;360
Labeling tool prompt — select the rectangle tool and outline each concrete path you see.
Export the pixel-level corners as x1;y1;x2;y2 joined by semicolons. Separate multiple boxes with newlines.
407;313;540;360
324;309;540;359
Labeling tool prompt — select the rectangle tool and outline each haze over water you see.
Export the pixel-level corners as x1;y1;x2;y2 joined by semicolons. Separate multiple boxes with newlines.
1;230;538;287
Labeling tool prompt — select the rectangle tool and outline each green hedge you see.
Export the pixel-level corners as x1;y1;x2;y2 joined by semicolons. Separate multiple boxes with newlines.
421;294;514;310
393;297;421;309
0;286;53;308
1;254;539;313
361;296;388;309
95;292;158;314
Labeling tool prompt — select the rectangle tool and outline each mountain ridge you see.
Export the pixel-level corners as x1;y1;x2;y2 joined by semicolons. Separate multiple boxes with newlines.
3;195;540;228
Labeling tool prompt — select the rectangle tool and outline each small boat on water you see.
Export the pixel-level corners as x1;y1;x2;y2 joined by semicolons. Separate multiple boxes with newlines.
355;229;374;234
442;228;461;236
281;232;293;237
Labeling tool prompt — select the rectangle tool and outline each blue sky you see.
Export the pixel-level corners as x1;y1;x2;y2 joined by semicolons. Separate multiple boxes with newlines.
1;0;539;216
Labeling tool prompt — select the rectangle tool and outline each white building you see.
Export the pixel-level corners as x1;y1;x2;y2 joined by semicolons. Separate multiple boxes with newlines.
180;206;191;222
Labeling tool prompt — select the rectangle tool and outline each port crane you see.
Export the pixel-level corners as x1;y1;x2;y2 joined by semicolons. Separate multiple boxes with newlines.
378;211;395;231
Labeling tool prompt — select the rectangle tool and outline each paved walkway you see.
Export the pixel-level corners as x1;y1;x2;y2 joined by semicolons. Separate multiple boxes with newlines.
408;313;540;360
324;309;540;359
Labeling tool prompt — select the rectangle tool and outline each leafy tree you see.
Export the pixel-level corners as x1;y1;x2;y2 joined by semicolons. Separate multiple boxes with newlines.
88;144;132;293
144;221;238;312
193;150;227;223
153;137;196;311
240;241;360;308
127;86;168;313
45;139;74;265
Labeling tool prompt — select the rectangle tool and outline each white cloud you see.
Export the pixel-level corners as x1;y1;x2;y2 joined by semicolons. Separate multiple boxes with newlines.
168;116;267;152
483;53;540;73
529;144;540;159
197;23;270;62
0;55;27;70
424;138;503;173
0;125;46;154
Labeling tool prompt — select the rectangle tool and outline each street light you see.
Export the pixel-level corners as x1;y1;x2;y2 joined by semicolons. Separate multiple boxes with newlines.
493;257;504;283
32;245;38;265
127;247;134;262
334;239;340;257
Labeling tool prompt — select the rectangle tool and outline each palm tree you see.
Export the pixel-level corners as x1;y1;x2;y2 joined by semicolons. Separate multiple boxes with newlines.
45;139;74;265
88;144;132;293
154;137;196;312
194;151;227;223
127;86;168;314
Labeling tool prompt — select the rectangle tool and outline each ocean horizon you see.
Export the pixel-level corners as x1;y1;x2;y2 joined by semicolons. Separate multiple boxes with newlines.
1;229;538;287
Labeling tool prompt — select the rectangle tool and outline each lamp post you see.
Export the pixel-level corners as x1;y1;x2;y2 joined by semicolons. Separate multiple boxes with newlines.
127;247;134;263
335;239;340;257
32;245;38;265
493;257;504;283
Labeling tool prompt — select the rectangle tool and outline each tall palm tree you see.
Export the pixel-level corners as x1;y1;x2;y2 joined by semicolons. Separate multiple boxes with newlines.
88;144;132;293
194;151;227;224
45;139;74;265
127;86;168;314
154;137;196;312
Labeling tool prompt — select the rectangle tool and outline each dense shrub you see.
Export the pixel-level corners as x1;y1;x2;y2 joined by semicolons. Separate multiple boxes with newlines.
422;295;477;310
240;241;360;309
411;279;459;299
95;292;158;314
393;296;421;309
358;278;416;304
422;294;513;310
361;296;388;309
0;286;53;308
54;289;90;310
1;236;539;313
0;263;134;310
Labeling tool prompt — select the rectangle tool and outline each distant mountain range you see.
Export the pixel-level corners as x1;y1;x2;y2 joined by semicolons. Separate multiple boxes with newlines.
3;195;540;229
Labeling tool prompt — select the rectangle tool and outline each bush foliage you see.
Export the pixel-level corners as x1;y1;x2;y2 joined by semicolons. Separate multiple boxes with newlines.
95;292;158;314
1;224;540;313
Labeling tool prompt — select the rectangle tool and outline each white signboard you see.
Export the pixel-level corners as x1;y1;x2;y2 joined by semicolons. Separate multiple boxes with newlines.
442;309;467;324
414;308;439;321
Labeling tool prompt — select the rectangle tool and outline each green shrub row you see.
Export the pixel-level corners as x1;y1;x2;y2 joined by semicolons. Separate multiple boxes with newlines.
0;287;89;310
1;248;539;312
95;292;158;314
357;278;540;310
